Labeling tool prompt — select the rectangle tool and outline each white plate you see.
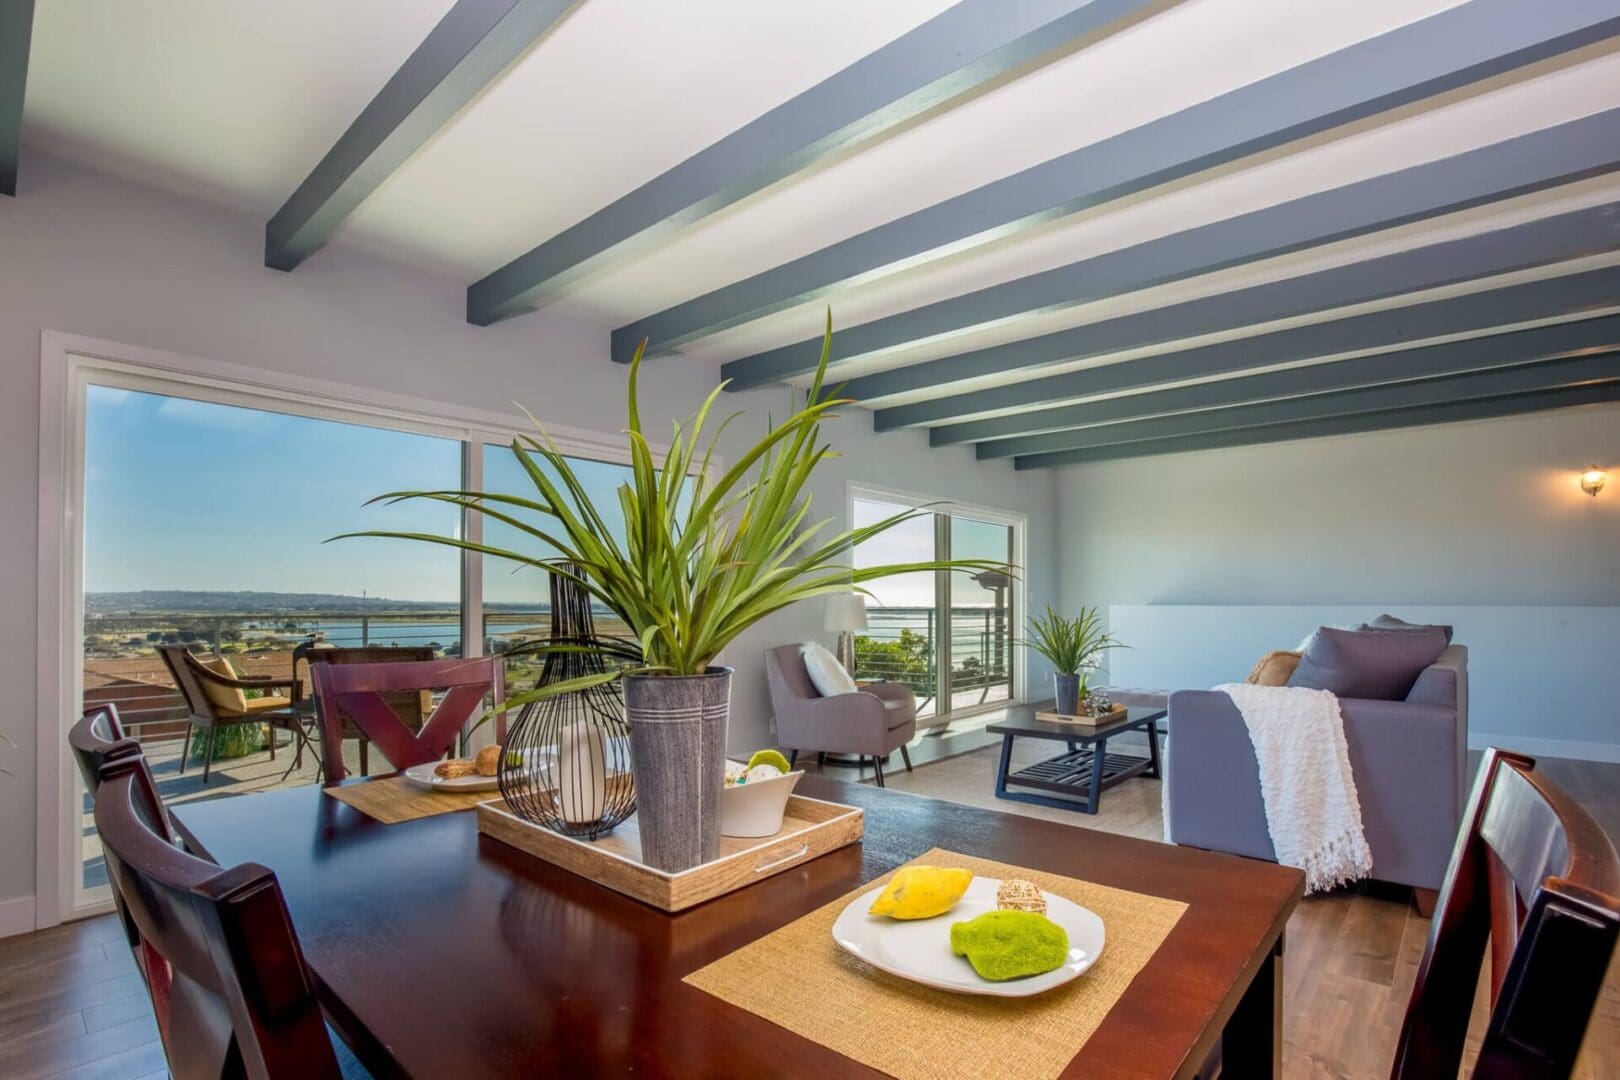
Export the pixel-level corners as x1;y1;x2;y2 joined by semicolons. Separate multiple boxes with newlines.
831;877;1105;997
402;762;499;793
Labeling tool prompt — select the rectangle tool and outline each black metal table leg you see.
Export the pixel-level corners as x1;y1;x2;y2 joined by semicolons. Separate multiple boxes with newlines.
994;734;1014;798
1146;718;1163;779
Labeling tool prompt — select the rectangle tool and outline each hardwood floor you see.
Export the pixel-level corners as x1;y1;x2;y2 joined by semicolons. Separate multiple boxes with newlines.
5;746;1617;1079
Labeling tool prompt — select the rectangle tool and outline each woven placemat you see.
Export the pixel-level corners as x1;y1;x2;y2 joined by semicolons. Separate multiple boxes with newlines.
685;847;1187;1080
324;776;492;824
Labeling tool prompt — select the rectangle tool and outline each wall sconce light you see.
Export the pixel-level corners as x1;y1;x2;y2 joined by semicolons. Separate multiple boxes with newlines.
1580;465;1608;498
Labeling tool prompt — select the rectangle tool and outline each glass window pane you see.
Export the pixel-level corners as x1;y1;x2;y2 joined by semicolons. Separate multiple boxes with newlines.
948;516;1015;710
479;444;638;689
850;498;939;719
80;385;462;896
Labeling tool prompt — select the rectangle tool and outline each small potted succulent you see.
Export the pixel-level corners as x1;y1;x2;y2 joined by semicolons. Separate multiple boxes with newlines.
1019;606;1124;717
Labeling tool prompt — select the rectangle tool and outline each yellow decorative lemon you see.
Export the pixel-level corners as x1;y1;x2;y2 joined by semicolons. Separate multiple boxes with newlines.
868;866;974;919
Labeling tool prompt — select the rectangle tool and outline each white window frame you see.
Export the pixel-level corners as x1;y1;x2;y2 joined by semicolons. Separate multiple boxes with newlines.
847;481;1030;719
37;330;678;927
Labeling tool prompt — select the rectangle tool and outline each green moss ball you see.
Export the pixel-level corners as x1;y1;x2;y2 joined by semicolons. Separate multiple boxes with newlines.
949;909;1071;981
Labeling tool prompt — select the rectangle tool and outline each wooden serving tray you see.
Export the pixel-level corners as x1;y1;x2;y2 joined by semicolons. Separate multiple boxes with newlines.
1037;705;1129;727
477;794;864;912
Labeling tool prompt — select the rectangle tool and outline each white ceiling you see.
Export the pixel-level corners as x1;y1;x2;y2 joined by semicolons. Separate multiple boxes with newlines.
19;0;1620;427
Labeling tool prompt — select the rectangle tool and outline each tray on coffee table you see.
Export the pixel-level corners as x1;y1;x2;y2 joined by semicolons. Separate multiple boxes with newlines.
476;794;864;911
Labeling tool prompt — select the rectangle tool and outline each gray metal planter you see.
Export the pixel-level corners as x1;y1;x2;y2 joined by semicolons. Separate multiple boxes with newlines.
1053;672;1081;717
623;667;731;872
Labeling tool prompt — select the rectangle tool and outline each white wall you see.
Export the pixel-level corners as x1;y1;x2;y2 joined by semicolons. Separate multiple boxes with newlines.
0;156;1057;926
1056;404;1620;753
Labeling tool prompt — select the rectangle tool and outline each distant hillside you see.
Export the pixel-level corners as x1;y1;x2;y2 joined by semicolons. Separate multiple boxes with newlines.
85;590;456;614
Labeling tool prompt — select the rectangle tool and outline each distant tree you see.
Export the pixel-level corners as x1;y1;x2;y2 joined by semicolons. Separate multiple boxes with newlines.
854;628;933;698
146;631;162;642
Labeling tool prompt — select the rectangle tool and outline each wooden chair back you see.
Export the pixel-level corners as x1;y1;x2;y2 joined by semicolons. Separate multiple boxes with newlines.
300;645;434;733
310;656;505;783
93;756;340;1079
69;705;178;1004
1391;748;1620;1079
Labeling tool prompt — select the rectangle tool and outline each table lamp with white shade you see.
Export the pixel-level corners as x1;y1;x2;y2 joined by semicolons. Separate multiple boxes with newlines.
824;592;869;675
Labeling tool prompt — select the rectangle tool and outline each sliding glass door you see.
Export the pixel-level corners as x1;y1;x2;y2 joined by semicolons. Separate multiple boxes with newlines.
851;497;941;719
78;385;462;903
850;494;1020;722
948;515;1015;711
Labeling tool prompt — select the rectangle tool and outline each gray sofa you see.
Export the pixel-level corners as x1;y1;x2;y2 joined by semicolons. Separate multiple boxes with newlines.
1165;644;1468;901
763;644;917;786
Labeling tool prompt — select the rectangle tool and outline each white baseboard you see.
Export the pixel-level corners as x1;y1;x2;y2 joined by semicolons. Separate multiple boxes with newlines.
1469;732;1620;764
0;894;37;938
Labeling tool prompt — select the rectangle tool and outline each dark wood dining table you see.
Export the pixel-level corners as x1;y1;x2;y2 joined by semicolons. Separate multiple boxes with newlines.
173;774;1303;1079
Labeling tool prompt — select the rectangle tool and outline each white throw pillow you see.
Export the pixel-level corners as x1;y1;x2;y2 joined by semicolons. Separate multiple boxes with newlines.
800;641;857;697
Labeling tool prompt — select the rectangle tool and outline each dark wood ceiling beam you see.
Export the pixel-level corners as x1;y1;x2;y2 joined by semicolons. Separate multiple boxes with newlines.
265;0;578;272
613;0;1620;362
0;0;35;196
932;266;1620;447
465;0;1161;325
872;201;1620;430
1011;380;1620;469
741;110;1617;396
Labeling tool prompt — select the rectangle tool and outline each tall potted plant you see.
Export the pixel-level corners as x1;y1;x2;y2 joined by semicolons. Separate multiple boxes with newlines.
339;316;1005;871
1019;606;1124;716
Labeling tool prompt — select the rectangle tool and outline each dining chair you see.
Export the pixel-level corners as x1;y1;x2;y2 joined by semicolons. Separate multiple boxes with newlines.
1389;747;1620;1079
297;645;434;777
311;656;505;784
157;645;309;783
68;705;178;1038
92;754;361;1079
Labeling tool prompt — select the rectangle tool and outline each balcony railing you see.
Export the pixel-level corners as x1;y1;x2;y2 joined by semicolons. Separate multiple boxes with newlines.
82;603;1014;739
82;608;584;741
853;605;1013;714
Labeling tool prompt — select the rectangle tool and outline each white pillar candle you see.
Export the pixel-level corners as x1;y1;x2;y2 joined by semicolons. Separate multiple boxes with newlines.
557;719;608;825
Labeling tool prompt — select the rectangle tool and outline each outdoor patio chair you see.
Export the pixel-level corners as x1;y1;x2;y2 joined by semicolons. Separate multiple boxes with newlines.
157;645;310;784
296;645;434;777
311;656;506;784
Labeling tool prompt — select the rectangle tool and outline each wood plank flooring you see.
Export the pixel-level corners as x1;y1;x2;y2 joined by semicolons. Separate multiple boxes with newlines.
4;746;1617;1078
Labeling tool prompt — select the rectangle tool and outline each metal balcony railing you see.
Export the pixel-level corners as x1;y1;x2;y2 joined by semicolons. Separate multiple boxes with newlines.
852;605;1013;713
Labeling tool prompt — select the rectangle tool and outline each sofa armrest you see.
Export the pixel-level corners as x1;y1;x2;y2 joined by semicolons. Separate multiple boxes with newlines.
773;692;889;755
1165;690;1275;860
860;681;915;706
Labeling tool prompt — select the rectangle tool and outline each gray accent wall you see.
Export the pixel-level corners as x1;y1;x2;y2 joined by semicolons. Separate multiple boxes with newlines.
1056;403;1620;756
0;155;1057;925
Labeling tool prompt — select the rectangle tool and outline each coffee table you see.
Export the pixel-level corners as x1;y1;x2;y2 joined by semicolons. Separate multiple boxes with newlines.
987;706;1167;815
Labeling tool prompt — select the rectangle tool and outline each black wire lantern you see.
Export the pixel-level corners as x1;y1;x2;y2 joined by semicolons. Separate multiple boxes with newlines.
496;563;635;839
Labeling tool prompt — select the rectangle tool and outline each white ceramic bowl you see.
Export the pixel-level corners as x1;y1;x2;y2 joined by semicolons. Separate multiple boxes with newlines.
720;767;803;837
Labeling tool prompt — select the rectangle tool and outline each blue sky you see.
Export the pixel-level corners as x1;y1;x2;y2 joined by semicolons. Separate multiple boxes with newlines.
85;386;1009;610
84;386;639;605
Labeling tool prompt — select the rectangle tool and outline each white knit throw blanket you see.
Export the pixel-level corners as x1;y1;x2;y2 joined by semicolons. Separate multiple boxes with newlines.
1217;683;1374;894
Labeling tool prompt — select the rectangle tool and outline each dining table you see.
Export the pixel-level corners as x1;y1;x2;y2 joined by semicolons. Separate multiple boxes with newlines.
173;773;1303;1078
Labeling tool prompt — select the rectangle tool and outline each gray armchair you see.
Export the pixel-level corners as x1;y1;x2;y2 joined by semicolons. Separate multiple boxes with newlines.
764;644;917;786
1166;645;1468;910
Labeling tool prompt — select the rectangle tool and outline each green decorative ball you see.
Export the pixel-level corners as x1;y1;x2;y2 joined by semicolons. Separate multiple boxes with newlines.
949;910;1070;981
